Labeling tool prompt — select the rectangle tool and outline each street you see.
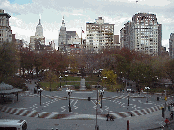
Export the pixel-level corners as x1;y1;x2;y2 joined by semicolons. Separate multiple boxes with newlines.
0;80;174;129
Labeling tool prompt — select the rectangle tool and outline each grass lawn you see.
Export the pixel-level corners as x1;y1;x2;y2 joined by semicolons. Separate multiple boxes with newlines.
60;76;81;81
85;74;101;82
40;81;80;91
39;75;124;92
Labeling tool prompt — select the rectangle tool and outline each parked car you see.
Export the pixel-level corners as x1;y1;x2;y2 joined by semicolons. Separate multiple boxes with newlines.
126;86;135;93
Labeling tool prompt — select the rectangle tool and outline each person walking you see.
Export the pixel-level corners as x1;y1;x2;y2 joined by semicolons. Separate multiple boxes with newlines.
170;112;173;120
165;118;170;127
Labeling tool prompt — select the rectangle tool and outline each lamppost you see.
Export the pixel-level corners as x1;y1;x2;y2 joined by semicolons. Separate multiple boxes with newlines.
164;89;167;111
38;88;43;106
65;75;68;85
66;88;72;112
100;89;104;108
145;87;150;103
95;84;100;130
128;94;129;106
59;76;63;88
100;77;107;108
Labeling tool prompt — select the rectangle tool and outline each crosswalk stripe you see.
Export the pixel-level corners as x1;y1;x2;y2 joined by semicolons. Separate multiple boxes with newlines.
151;107;156;112
9;108;16;114
130;111;139;116
4;107;10;113
141;109;149;114
1;106;7;112
13;108;25;115
26;110;37;117
46;112;59;119
136;110;144;115
19;110;29;116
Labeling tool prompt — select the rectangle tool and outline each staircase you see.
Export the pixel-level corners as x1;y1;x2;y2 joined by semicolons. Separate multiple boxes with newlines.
80;78;86;90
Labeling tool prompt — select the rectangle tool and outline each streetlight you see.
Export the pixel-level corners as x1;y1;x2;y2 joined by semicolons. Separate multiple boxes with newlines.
145;87;150;103
38;88;43;106
100;89;104;108
65;75;68;85
66;88;72;112
128;94;129;106
100;76;107;109
95;84;100;130
59;76;63;88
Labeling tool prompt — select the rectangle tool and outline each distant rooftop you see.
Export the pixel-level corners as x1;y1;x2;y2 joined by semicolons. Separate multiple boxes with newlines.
0;9;11;18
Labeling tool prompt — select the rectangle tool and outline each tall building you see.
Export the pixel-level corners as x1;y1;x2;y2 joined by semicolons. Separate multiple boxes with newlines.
169;33;174;59
58;16;66;51
120;13;162;56
86;17;115;53
0;9;12;44
113;35;120;49
58;16;77;53
29;19;45;51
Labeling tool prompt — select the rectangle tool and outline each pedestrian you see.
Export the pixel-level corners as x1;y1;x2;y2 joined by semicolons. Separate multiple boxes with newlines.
120;88;122;92
164;118;170;127
170;112;173;120
106;112;110;121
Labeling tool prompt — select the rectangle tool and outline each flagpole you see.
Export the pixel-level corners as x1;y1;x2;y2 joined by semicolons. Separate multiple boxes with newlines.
81;27;82;45
136;1;138;13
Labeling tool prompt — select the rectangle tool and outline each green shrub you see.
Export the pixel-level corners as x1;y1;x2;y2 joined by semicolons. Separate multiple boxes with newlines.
86;83;91;89
74;84;80;89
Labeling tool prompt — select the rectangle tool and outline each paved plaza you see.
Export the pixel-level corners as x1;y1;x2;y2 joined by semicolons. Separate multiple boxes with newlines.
0;79;174;129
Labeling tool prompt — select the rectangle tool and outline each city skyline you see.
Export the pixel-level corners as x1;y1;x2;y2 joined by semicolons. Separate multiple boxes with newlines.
0;0;174;50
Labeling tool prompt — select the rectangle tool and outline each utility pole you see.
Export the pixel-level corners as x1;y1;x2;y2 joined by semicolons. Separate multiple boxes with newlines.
95;85;99;130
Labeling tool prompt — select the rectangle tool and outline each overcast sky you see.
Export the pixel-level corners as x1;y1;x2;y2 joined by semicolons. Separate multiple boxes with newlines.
0;0;174;50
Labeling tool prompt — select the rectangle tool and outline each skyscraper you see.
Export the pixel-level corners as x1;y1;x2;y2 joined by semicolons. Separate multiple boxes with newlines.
58;16;76;53
86;17;115;53
120;13;162;56
29;19;45;51
58;16;67;51
35;19;43;37
169;33;174;59
0;9;12;44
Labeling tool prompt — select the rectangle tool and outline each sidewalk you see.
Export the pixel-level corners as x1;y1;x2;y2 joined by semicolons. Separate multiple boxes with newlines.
124;109;173;130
